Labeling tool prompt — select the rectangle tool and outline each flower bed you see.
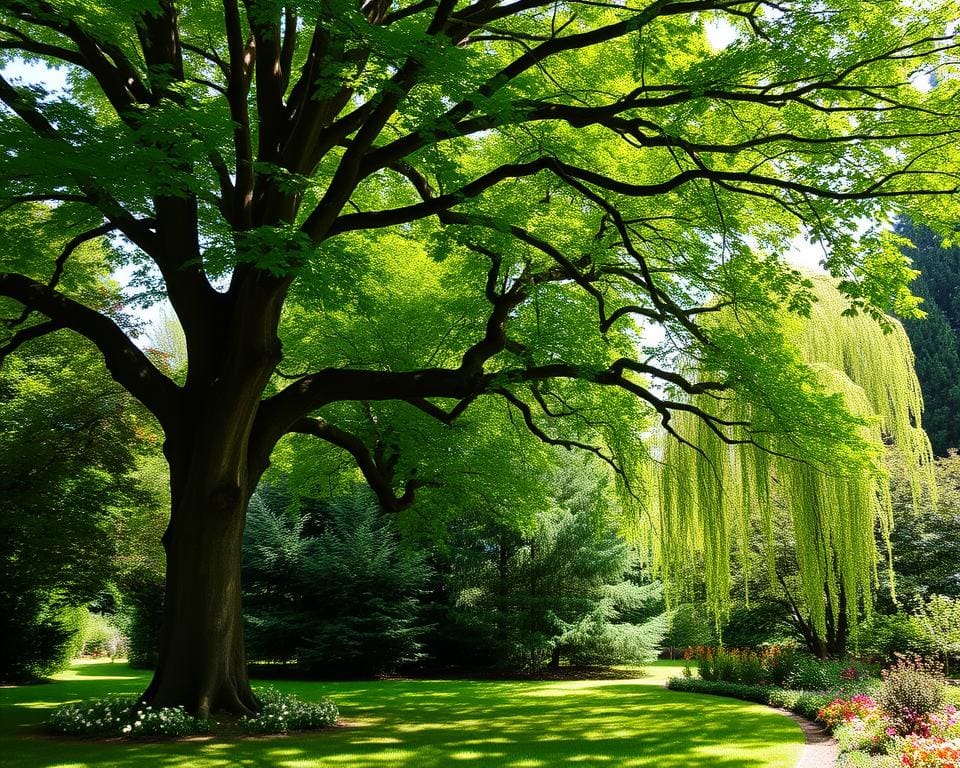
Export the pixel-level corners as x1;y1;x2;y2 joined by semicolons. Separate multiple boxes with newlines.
670;650;960;768
48;688;338;739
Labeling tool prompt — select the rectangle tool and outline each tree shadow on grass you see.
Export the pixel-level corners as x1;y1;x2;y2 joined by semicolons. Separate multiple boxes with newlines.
0;668;804;768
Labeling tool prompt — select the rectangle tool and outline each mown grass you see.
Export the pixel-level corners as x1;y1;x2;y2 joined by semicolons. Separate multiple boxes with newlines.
0;660;804;768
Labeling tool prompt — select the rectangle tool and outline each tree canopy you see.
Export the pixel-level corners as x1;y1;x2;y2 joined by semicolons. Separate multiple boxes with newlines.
0;0;958;714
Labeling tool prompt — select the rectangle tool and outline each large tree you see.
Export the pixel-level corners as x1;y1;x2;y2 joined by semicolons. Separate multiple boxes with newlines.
0;0;958;715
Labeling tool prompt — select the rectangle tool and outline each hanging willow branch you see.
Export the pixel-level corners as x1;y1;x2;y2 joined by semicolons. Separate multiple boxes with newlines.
649;277;934;636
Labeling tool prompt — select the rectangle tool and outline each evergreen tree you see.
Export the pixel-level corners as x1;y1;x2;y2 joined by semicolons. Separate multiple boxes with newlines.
243;485;430;677
897;219;960;455
437;463;665;671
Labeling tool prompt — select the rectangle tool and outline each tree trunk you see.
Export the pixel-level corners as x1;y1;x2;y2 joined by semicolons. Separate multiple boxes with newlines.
141;434;260;717
141;312;283;716
548;646;561;670
142;495;257;717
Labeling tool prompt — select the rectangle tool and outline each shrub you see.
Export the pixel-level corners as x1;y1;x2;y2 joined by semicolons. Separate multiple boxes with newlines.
666;676;774;704
48;697;210;738
879;656;946;736
784;655;845;691
693;647;762;683
239;688;338;733
859;613;934;661
764;645;801;687
662;604;715;653
833;716;888;755
766;688;833;720
688;644;804;686
118;575;164;669
0;602;87;682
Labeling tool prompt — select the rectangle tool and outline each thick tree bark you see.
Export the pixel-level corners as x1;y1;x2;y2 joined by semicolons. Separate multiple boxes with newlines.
143;480;256;717
141;277;285;717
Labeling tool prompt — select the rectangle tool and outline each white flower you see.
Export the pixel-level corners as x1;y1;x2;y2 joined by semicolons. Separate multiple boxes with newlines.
122;725;132;734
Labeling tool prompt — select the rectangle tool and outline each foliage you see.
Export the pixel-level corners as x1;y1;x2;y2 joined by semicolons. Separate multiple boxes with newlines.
238;688;338;734
661;604;716;655
48;697;210;738
897;220;960;457
859;612;935;662
117;574;165;670
687;644;866;691
882;452;960;607
766;689;837;721
919;596;960;674
243;485;430;677
79;611;125;660
0;604;86;683
651;277;935;641
667;677;775;705
781;655;872;693
432;461;665;671
879;656;947;736
720;602;795;649
0;331;157;681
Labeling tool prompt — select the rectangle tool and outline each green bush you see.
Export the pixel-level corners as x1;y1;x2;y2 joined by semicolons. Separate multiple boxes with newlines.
667;677;774;704
877;655;946;734
48;697;210;738
783;655;845;691
833;716;887;754
668;675;837;722
766;688;833;720
118;575;164;669
662;604;715;653
238;688;338;733
690;644;801;686
858;612;933;661
0;600;86;681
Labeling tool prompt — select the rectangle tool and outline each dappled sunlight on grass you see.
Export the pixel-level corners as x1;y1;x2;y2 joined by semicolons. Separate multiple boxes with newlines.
0;661;804;768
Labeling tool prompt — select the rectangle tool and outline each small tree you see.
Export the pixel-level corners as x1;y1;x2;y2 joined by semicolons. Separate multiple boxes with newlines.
919;595;960;675
444;464;665;670
243;485;430;677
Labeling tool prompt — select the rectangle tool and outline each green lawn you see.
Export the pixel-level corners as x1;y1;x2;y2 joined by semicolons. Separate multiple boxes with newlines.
0;660;804;768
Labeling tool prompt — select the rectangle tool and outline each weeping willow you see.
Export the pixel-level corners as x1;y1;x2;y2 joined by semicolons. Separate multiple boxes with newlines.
648;277;934;638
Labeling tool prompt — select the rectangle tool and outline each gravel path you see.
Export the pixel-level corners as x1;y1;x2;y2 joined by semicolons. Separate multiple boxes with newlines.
781;711;839;768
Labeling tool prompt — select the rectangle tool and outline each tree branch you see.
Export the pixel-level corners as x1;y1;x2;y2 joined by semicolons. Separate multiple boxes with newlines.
0;272;180;427
288;416;432;511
